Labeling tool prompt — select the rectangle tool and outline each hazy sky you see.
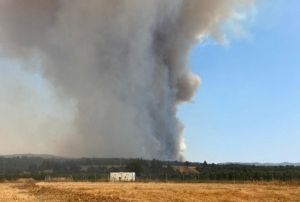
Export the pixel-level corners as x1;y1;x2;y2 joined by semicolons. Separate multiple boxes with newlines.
181;0;300;163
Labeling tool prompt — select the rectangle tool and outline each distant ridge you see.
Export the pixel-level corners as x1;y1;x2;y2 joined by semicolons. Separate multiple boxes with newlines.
1;154;63;159
220;162;300;166
1;154;300;166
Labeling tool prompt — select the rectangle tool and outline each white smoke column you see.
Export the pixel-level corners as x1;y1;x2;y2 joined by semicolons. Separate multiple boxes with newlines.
0;0;253;160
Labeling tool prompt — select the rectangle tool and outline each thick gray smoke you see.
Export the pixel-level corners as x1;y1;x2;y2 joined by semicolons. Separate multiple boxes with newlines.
0;0;252;160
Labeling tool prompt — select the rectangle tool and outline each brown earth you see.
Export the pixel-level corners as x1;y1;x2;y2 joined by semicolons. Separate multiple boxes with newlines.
0;182;300;202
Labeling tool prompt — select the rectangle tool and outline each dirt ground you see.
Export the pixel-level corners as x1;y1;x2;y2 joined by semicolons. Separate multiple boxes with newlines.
0;182;300;202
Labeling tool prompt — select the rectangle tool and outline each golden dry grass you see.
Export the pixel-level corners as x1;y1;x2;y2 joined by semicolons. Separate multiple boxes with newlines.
0;183;37;202
0;182;299;202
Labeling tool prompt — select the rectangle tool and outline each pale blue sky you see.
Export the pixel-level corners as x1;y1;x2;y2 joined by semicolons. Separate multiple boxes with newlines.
181;0;300;163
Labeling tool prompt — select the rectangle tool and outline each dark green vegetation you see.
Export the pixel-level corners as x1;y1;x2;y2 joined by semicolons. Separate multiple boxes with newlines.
0;156;300;182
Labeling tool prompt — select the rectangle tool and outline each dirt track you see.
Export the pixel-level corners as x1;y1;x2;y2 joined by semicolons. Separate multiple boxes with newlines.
1;182;300;202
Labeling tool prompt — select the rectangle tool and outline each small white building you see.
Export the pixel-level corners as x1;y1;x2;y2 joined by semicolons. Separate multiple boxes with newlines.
110;172;136;182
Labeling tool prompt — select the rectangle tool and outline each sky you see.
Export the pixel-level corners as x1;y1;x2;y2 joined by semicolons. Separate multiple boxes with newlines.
181;0;300;163
0;0;299;163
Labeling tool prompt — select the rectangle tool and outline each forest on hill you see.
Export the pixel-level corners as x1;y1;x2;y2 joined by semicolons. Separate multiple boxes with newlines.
0;156;300;182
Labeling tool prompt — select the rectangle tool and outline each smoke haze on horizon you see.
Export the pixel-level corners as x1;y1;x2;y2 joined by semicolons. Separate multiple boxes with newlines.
0;0;253;160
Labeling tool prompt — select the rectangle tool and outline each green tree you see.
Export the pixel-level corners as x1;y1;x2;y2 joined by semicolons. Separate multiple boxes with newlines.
126;160;143;176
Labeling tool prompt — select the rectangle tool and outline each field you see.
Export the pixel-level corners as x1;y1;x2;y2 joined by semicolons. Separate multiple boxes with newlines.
0;181;300;202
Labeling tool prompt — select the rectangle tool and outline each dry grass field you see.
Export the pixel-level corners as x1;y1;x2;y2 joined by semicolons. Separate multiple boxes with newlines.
0;181;300;202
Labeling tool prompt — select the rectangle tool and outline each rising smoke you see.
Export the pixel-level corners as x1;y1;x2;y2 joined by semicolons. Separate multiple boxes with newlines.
0;0;252;160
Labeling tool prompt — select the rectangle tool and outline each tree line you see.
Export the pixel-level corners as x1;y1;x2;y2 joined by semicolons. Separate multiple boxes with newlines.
0;156;300;182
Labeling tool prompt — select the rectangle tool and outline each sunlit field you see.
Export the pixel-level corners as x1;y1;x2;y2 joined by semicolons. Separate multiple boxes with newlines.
0;182;300;202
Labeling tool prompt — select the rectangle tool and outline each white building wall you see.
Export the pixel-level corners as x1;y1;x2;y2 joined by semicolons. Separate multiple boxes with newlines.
110;172;136;182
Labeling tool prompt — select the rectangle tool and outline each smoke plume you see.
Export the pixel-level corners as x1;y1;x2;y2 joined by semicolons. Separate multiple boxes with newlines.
0;0;252;160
